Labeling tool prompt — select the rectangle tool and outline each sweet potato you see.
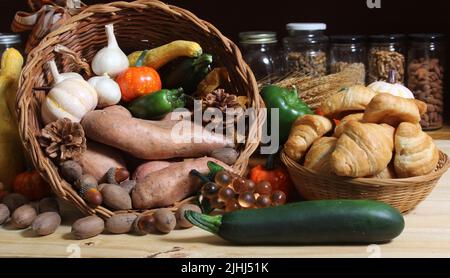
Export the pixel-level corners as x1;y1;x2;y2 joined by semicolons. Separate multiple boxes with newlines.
81;108;234;160
132;157;232;209
133;161;173;181
76;141;127;182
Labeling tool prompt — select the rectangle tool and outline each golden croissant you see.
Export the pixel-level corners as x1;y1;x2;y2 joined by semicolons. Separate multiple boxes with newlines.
331;121;395;178
284;115;333;162
363;93;426;127
369;164;397;179
320;85;376;119
394;122;439;178
333;113;364;138
304;137;337;174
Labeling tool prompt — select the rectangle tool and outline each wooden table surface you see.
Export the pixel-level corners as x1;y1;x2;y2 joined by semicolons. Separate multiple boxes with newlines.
1;140;450;258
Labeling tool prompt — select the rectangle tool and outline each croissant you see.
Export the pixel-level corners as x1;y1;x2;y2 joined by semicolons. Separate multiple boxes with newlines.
331;121;395;178
363;93;426;127
394;122;439;178
333;113;364;138
304;137;337;174
414;99;428;116
284;115;333;161
320;85;376;119
368;164;397;179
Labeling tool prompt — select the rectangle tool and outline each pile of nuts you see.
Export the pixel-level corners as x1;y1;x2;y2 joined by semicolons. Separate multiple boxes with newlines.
408;58;445;130
287;51;327;77
1;193;62;236
368;50;405;83
72;203;202;239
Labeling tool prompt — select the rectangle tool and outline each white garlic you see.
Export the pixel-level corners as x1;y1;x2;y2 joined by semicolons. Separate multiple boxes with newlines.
41;62;98;125
91;24;129;78
48;60;83;85
88;74;122;108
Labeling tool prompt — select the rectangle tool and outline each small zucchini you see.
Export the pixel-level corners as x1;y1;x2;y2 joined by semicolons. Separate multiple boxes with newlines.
128;40;202;69
185;200;405;245
161;54;213;95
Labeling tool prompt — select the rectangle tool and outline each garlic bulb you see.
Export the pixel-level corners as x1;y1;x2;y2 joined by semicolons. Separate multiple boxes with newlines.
48;60;83;85
88;74;121;108
41;65;98;124
91;24;129;77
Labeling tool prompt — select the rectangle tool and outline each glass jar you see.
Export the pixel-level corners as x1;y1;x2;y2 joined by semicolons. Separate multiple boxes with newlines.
407;34;446;131
283;23;329;77
0;33;23;57
368;34;406;83
330;35;367;84
239;31;282;81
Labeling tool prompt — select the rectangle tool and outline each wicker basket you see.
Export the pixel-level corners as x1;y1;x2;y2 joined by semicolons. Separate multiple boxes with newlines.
281;150;450;213
16;0;264;218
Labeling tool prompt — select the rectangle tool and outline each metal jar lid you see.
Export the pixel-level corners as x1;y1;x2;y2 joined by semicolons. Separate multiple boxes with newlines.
331;35;366;44
0;33;22;45
409;33;445;42
286;23;327;31
239;31;277;44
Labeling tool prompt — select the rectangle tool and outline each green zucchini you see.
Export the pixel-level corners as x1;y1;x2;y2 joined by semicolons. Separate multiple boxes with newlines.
185;200;405;245
161;54;213;95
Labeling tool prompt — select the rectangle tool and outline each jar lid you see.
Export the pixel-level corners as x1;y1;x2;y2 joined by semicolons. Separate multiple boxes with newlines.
331;35;366;44
286;23;327;31
409;33;445;42
239;31;277;44
0;33;21;45
369;34;406;43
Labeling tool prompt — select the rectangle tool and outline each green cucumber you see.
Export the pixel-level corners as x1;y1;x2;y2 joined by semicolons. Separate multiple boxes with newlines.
161;54;213;94
185;200;405;245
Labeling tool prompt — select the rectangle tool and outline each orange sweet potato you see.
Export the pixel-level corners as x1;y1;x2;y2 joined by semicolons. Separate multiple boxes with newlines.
76;141;127;182
133;161;173;182
81;107;234;160
132;157;232;209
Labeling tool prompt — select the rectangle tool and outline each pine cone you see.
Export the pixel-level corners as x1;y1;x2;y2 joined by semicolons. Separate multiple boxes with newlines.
39;118;87;163
202;89;241;112
202;90;246;140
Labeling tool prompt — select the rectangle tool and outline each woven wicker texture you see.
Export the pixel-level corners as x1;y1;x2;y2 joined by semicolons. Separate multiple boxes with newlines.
16;0;265;218
281;150;450;213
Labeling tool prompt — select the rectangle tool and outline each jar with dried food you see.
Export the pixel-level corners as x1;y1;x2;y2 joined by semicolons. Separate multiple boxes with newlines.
368;34;406;83
407;34;446;130
239;31;283;81
330;35;367;84
283;23;329;77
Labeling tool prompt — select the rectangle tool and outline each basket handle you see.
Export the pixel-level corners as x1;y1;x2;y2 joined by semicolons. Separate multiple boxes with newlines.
54;44;92;76
12;1;85;54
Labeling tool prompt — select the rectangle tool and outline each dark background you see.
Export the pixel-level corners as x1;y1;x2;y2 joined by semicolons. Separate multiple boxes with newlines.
2;0;450;41
1;0;450;118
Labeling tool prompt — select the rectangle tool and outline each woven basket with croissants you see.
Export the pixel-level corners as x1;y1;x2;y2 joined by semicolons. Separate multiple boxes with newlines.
281;85;450;213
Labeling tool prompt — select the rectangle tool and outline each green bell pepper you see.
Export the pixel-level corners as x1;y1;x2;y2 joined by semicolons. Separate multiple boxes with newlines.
261;85;313;144
127;88;186;120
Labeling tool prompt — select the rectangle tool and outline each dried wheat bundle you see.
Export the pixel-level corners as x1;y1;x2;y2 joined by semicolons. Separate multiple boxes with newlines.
266;66;364;109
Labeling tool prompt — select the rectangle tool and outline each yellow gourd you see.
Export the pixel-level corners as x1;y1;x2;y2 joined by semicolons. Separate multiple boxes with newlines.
128;40;202;69
0;48;25;190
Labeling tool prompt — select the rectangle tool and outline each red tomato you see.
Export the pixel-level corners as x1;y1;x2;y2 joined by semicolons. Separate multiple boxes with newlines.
116;66;162;102
315;108;324;116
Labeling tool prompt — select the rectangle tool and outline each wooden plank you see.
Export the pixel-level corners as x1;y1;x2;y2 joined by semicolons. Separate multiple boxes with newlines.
427;125;450;140
1;141;450;258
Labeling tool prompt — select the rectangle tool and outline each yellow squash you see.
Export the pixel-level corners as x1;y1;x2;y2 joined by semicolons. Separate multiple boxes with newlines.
128;40;202;69
0;48;25;190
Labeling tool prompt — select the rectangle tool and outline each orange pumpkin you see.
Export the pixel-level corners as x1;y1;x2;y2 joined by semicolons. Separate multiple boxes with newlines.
13;171;52;201
116;66;162;102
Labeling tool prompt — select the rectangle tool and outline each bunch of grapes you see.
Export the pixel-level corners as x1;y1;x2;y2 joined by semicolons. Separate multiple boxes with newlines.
201;170;287;212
